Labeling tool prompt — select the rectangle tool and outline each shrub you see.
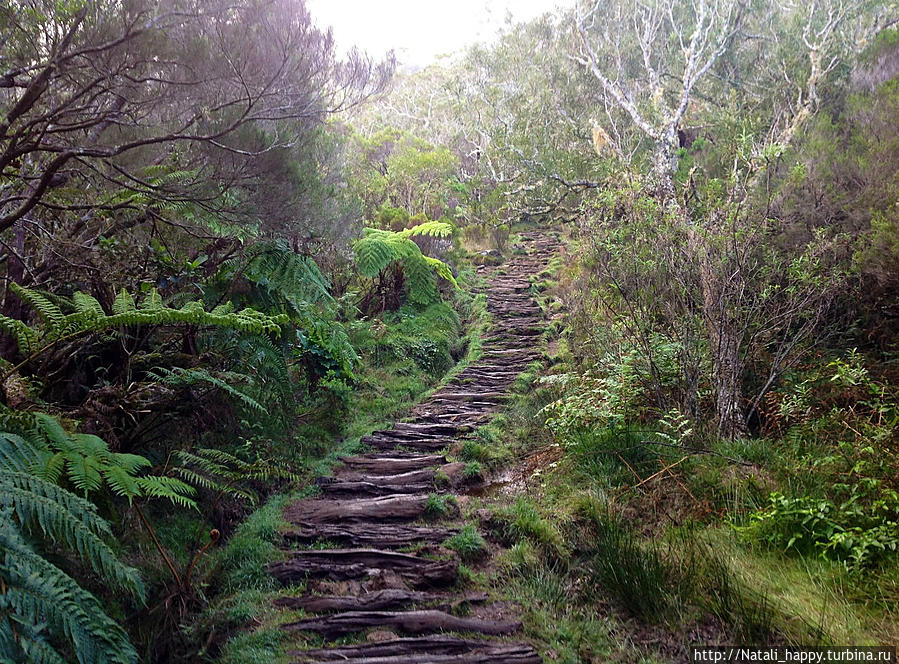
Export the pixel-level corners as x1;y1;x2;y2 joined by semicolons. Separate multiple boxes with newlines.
738;489;899;569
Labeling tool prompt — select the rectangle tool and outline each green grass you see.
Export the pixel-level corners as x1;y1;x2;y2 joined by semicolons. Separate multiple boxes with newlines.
445;524;488;561
699;529;879;645
217;494;291;593
491;498;566;557
499;556;617;664
424;492;458;520
463;461;483;480
216;628;289;664
457;425;513;469
586;515;678;622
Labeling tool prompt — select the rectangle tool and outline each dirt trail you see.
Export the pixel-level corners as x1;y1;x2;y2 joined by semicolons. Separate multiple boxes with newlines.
268;232;555;663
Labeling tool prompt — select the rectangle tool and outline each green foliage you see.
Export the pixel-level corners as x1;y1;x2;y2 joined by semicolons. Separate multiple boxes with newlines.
347;129;460;222
492;498;565;557
0;515;139;664
0;283;286;361
175;448;298;506
0;411;196;507
150;367;267;414
444;524;488;561
354;221;458;306
458;438;509;470
215;240;358;380
462;461;483;480
738;490;899;569
586;515;676;621
539;330;685;435
423;492;458;520
363;303;461;377
0;425;144;663
217;495;290;593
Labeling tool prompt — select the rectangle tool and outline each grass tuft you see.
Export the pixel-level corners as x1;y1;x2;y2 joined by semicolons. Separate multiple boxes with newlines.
424;493;458;520
445;524;488;561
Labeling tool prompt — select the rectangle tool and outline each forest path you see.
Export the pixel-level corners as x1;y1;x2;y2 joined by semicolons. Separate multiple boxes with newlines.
267;232;555;663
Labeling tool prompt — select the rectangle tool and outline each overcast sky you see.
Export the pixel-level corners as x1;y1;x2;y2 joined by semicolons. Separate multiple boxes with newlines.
305;0;568;67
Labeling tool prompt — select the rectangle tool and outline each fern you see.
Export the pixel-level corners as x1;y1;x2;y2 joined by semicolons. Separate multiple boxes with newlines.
397;220;455;239
0;472;144;597
0;435;144;663
238;240;334;309
0;413;209;661
403;255;439;305
353;221;458;306
132;476;197;508
175;448;299;507
149;366;267;413
0;282;288;362
215;241;359;380
0;411;196;508
0;618;68;664
0;517;138;664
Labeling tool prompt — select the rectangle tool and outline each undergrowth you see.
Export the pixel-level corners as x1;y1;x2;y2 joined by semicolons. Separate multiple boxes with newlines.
196;266;491;661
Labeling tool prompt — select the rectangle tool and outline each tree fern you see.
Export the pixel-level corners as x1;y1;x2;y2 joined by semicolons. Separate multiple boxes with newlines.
238;240;334;309
396;220;455;239
353;221;458;306
403;255;439;305
215;241;359;380
0;282;287;362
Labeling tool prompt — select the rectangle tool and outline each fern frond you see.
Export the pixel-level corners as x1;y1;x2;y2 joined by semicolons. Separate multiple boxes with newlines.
354;232;396;278
112;289;136;315
101;465;142;501
149;367;267;413
0;473;144;597
64;451;104;496
403;255;438;305
139;289;164;310
174;448;298;506
424;256;459;288
0;522;138;664
33;412;77;452
71;292;105;321
0;616;69;664
0;431;41;472
397;220;455;239
7;413;193;509
134;476;197;509
240;240;334;307
0;315;40;355
9;284;65;334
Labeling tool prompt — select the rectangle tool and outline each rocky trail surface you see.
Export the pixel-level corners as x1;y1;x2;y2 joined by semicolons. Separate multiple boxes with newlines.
267;232;555;663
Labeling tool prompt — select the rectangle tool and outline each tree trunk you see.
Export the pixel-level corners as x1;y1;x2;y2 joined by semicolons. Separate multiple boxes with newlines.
689;216;747;440
710;319;746;439
652;128;679;201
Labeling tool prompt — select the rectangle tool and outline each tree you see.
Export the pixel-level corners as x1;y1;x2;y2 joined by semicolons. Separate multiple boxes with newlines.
574;0;744;198
571;0;888;437
0;0;393;234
